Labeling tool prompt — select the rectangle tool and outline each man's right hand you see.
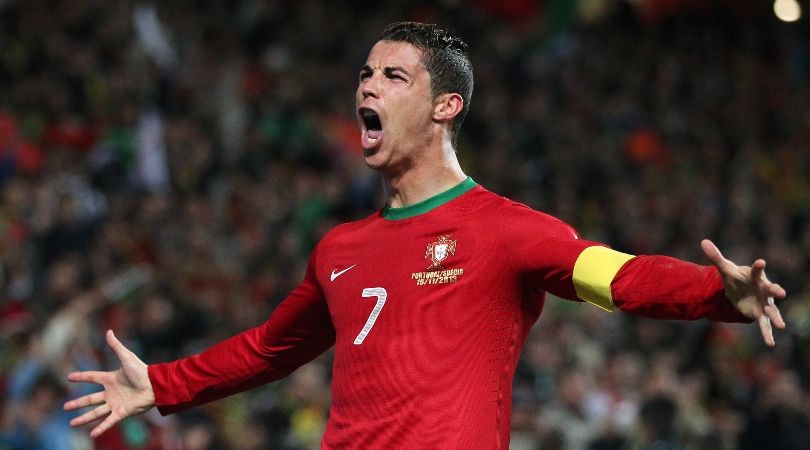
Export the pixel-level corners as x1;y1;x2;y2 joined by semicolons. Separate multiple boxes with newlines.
64;330;156;438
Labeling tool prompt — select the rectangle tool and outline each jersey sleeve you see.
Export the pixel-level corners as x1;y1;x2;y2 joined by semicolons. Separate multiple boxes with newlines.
147;250;335;415
498;202;749;323
497;202;603;301
610;255;750;322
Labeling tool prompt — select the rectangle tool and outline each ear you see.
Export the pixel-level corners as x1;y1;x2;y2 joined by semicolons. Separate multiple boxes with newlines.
432;93;464;123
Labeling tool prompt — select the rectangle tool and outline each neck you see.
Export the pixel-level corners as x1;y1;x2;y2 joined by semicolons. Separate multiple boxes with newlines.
382;142;466;208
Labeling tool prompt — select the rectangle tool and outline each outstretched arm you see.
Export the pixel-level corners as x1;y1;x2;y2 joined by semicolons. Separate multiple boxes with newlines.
64;330;155;438
701;239;786;346
66;250;335;434
495;204;788;346
570;240;787;346
147;281;335;415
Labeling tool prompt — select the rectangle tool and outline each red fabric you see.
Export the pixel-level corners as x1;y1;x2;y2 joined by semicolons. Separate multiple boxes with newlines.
149;258;334;414
147;183;747;449
612;255;750;322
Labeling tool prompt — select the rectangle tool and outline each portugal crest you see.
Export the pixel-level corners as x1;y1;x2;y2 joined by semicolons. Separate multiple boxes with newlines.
425;235;456;270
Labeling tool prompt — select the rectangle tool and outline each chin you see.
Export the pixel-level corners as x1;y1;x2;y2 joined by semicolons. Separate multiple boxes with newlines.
363;151;399;175
363;155;386;171
362;144;386;166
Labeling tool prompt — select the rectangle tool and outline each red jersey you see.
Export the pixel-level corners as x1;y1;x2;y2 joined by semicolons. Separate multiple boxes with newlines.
148;179;748;449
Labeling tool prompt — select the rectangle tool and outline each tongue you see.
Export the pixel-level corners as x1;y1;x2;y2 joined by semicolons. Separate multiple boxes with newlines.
368;129;382;140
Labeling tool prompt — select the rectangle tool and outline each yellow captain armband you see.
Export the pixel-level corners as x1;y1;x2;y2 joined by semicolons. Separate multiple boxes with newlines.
572;246;635;312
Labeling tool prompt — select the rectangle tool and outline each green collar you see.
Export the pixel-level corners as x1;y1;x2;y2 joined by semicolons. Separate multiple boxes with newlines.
381;177;477;220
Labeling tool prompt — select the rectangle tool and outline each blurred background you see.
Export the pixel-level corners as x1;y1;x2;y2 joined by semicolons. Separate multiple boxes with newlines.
1;0;809;449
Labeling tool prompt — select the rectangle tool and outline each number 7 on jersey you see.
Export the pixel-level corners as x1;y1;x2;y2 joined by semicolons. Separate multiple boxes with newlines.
354;287;387;345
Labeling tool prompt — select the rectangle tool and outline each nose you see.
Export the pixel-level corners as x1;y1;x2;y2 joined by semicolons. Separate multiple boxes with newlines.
360;72;380;99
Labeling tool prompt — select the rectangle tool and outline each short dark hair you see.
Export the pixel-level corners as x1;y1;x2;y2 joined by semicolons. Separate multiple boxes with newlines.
380;22;473;148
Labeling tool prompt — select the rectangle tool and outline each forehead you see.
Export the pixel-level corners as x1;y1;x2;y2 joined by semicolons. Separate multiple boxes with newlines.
364;40;425;71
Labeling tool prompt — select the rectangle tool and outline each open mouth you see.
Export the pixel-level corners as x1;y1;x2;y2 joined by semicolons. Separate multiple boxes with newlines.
359;108;383;143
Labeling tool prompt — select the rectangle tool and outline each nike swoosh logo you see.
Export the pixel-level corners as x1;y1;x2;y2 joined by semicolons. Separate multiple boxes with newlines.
330;265;356;282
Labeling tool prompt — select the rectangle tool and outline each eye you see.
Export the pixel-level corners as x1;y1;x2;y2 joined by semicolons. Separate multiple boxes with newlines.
382;67;409;83
387;72;407;82
359;70;371;82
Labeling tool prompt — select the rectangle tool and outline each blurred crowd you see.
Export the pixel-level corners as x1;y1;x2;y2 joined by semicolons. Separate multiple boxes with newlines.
1;0;809;449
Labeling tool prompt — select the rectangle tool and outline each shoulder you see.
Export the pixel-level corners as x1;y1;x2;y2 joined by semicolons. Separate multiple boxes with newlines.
316;210;381;250
470;185;579;240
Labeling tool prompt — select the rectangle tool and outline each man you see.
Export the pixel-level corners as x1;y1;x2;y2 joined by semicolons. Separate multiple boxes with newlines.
65;22;786;449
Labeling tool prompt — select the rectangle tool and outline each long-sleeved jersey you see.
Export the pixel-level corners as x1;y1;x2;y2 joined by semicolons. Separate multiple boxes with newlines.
148;178;749;449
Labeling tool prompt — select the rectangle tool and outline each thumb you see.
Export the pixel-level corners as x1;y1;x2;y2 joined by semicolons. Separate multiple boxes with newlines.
701;239;734;274
106;330;132;362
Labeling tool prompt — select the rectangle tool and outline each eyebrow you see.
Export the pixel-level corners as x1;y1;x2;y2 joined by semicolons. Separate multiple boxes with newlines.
384;66;409;77
359;64;411;77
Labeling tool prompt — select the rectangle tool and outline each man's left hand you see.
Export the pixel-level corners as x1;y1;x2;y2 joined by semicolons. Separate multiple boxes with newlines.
701;239;787;346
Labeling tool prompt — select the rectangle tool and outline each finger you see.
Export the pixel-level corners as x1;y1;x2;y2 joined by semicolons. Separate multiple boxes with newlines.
67;371;108;384
90;412;121;439
765;302;786;330
70;403;111;427
750;259;766;282
767;282;787;300
64;391;106;411
700;239;736;273
758;314;775;347
106;330;132;362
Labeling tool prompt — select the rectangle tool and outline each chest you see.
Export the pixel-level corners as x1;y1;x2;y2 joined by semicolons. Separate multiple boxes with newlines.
316;223;521;348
